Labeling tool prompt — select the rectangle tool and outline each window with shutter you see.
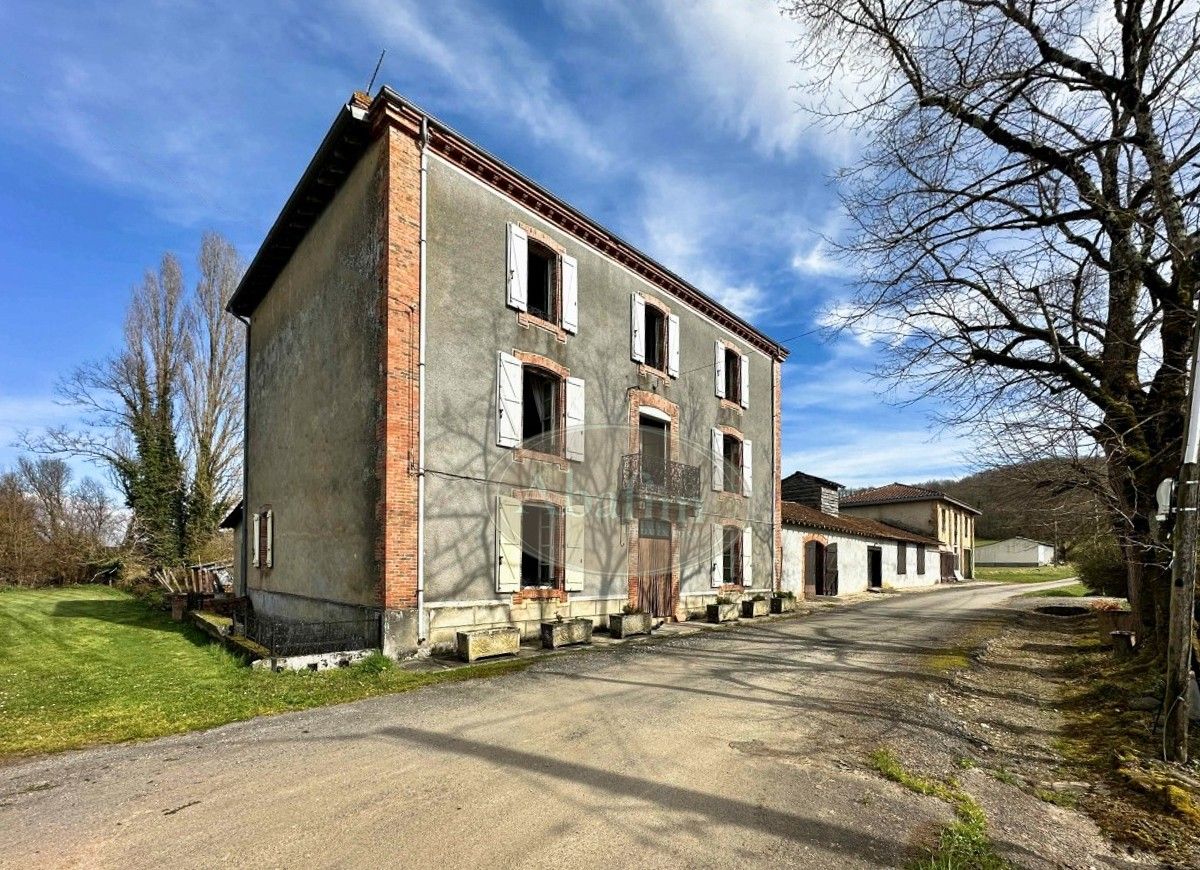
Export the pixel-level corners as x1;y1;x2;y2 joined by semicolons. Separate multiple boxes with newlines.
741;525;752;588
251;512;261;568
265;509;274;569
526;238;556;322
722;525;743;585
564;505;585;591
565;377;585;462
520;501;561;587
523;366;561;455
561;254;578;334
495;495;521;593
897;541;907;574
741;439;753;497
917;544;926;575
630;293;645;362
710;524;723;587
506;223;528;312
710;427;723;491
722;434;743;494
496;352;523;448
644;303;666;371
739;353;749;408
723;347;740;400
667;314;680;377
714;341;725;398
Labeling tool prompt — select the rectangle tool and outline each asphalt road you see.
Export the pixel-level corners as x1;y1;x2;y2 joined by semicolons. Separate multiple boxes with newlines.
0;582;1082;869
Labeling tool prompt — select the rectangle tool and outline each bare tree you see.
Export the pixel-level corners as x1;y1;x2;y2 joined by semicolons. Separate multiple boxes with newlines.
783;0;1200;644
0;471;40;585
181;232;245;557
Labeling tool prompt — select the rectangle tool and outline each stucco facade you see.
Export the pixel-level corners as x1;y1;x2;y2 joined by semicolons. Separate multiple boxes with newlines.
230;90;788;655
781;528;939;596
975;537;1055;567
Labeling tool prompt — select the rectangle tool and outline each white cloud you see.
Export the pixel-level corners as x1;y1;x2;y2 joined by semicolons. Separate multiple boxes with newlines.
635;166;767;317
782;427;976;488
350;0;609;168
648;0;861;160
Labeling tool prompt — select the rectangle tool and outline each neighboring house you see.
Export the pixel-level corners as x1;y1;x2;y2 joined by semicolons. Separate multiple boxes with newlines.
226;89;788;656
840;483;981;579
975;537;1055;567
780;472;941;596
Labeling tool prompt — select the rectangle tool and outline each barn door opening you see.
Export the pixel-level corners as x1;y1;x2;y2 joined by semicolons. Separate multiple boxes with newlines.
867;547;883;589
637;518;674;617
805;540;826;598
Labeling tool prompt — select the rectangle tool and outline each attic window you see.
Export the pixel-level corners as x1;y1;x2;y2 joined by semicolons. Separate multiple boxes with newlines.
527;240;556;322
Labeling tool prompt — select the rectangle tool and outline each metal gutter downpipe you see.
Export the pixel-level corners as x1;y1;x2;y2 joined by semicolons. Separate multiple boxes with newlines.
416;116;429;645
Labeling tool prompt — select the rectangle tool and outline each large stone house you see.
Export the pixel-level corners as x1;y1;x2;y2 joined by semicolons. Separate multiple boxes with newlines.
839;483;980;579
780;471;942;596
226;89;788;657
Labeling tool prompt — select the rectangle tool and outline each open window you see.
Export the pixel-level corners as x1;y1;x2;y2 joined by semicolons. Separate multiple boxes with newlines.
526;239;556;322
644;303;666;371
722;434;742;494
506;223;578;333
723;347;741;401
520;501;561;587
522;366;560;454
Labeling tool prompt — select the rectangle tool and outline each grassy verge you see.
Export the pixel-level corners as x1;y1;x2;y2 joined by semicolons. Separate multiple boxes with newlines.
869;747;1011;869
974;564;1077;584
0;586;530;760
1054;636;1200;864
1021;582;1089;598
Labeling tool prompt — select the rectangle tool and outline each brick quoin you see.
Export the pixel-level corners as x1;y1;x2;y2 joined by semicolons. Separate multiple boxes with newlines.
375;120;423;611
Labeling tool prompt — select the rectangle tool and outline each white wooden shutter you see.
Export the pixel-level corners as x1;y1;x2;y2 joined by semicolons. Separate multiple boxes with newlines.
251;512;261;568
564;504;585;592
561;253;578;334
565;377;585;462
742;525;753;587
714;342;725;398
630;293;645;362
495;495;522;593
506;223;528;312
739;353;750;408
742;439;753;497
265;509;274;569
711;428;723;491
711;524;723;587
497;352;523;448
667;314;680;377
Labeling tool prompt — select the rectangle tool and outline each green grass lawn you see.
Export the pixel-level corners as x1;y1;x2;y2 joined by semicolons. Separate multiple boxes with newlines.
974;563;1077;584
1021;581;1090;598
0;586;527;760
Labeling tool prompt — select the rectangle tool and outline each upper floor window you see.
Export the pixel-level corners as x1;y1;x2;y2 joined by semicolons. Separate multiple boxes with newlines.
506;223;578;334
496;352;585;461
711;427;752;496
724;347;741;400
722;434;743;494
715;342;749;407
630;293;679;377
645;303;666;371
527;240;557;322
523;367;560;453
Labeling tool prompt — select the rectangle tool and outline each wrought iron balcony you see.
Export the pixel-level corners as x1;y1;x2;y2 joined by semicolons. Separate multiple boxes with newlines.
621;453;701;505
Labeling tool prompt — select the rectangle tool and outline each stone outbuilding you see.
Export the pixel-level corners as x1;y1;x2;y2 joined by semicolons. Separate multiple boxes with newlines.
780;472;942;597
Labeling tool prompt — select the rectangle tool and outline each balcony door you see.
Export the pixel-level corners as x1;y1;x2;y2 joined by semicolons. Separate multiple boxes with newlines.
639;414;669;485
637;518;674;618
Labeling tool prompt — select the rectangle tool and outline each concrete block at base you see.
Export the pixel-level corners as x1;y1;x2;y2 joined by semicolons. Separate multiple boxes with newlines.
707;602;739;623
541;618;593;649
771;595;797;614
382;608;419;659
608;611;652;639
741;598;768;618
456;626;520;662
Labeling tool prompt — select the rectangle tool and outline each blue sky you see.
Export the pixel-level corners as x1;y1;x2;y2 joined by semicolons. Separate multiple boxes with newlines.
0;0;972;490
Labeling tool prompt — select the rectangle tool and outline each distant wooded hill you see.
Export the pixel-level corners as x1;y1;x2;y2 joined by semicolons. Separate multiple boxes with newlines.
919;458;1110;553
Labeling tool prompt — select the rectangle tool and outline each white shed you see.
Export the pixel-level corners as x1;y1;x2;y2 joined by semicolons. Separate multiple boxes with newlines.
975;536;1055;567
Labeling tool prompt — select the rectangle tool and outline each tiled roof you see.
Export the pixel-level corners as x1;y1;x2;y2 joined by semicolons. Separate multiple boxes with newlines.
840;482;981;515
781;501;940;545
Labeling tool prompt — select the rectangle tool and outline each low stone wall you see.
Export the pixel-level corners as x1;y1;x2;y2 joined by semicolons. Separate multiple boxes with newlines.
426;596;626;650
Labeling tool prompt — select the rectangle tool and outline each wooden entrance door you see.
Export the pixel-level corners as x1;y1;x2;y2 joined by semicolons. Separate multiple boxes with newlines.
940;552;956;582
637;519;674;617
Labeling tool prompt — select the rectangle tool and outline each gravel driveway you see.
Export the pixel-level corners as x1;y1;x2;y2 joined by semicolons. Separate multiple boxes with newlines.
0;582;1138;868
